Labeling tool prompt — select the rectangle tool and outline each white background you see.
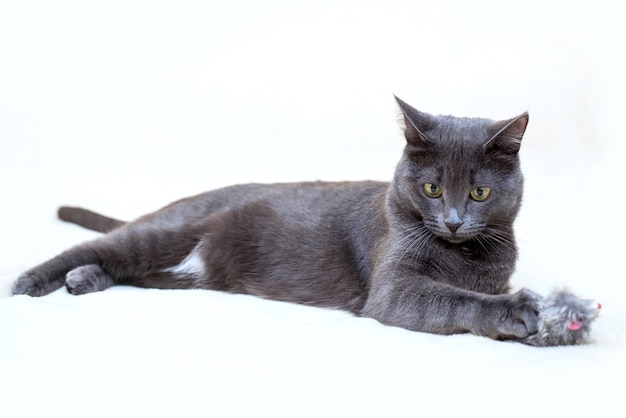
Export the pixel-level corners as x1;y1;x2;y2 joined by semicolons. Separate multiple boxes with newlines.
1;1;624;416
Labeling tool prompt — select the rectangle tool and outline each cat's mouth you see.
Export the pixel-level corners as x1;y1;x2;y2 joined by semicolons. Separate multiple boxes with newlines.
423;219;481;244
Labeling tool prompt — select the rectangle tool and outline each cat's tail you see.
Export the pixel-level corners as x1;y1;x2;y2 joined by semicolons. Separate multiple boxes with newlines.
57;206;127;233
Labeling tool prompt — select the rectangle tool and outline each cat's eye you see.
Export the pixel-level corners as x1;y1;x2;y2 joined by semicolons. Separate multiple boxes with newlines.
470;186;491;201
423;183;442;198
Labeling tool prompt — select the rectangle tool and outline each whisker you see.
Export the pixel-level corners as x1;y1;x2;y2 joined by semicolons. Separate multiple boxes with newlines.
477;225;516;252
391;223;433;274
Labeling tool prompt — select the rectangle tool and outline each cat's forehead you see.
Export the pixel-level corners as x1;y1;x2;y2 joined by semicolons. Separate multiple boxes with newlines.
419;116;495;167
427;115;493;146
422;160;488;184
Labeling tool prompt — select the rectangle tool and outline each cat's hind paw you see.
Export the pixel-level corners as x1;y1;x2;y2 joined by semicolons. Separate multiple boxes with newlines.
65;264;114;295
13;273;61;297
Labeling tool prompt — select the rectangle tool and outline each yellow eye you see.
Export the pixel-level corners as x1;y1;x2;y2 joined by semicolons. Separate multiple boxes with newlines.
470;186;491;201
423;183;442;198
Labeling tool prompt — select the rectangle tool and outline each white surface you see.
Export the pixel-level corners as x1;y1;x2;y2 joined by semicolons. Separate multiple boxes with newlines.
1;1;624;417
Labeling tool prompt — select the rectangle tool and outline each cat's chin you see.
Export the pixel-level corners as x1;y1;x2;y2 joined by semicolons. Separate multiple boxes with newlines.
438;233;473;244
444;237;469;244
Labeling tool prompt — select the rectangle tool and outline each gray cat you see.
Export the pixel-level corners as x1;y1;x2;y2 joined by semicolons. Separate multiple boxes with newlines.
13;96;540;341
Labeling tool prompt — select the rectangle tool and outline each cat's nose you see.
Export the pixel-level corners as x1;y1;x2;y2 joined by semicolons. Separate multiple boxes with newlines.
444;208;463;233
445;220;463;233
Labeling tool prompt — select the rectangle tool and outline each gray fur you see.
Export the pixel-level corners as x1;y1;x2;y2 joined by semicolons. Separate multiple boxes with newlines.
14;97;543;341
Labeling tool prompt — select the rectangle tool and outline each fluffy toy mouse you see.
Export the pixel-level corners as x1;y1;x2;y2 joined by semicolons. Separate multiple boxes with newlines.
520;289;601;347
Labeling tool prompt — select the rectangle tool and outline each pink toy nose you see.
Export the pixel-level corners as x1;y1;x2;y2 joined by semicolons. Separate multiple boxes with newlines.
597;302;602;310
568;321;582;331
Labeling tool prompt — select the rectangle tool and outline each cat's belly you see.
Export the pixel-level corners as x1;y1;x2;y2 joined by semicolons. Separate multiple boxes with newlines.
158;200;369;312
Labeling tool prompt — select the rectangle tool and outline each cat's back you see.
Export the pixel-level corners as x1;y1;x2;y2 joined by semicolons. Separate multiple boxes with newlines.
136;181;390;228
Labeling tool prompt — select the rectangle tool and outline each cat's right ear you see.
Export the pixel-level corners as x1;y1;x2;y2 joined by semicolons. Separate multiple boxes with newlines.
394;95;433;149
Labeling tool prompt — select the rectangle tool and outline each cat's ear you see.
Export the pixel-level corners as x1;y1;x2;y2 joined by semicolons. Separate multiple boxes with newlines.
485;112;529;156
394;95;434;149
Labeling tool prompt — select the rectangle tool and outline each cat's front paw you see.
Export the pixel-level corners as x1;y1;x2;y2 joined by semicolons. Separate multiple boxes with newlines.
494;288;541;339
13;273;56;297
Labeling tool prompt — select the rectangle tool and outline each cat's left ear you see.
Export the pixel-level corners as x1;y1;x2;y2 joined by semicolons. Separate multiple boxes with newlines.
485;112;529;156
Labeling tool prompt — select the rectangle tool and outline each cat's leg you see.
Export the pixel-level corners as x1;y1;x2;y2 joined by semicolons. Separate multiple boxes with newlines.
13;224;203;297
362;275;540;340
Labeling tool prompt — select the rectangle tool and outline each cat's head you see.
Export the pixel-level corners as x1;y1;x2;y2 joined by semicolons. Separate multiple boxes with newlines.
391;96;528;244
